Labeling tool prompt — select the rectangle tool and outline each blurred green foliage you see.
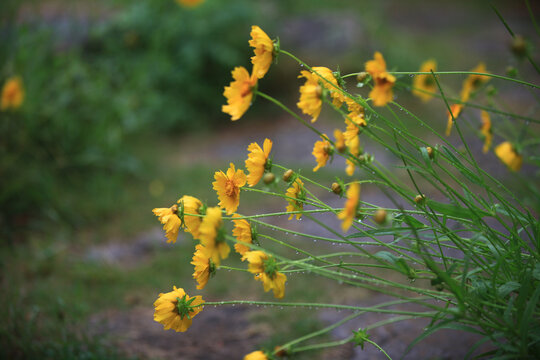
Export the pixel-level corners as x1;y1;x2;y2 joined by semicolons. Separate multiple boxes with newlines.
0;0;260;240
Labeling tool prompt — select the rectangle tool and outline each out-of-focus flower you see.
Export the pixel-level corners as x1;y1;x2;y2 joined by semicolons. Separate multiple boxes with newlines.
232;214;253;256
495;141;522;172
199;207;230;266
312;134;332;172
1;76;24;110
365;52;395;107
246;138;272;187
213;163;247;214
152;205;182;244
285;178;305;220
446;104;463;136
412;59;437;102
480;111;492;154
243;251;287;298
337;183;360;231
249;26;274;79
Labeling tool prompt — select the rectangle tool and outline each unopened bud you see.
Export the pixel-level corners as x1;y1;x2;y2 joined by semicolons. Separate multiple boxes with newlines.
426;147;434;159
414;194;426;204
373;209;387;224
356;72;368;82
283;169;294;182
331;182;342;195
511;35;527;57
263;172;275;184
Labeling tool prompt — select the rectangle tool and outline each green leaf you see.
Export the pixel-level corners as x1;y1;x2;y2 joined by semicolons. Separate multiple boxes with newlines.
498;281;521;297
426;199;490;219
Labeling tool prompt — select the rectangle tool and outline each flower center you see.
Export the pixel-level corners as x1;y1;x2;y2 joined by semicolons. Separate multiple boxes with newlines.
240;82;252;98
175;294;197;320
225;179;237;197
263;256;278;278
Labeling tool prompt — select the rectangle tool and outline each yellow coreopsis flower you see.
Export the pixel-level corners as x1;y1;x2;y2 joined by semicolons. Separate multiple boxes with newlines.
337;183;360;231
222;67;258;121
1;76;24;111
152;205;182;244
345;132;361;176
153;286;204;332
243;251;287;299
495;141;522;172
346;97;364;116
285;178;305;220
460;62;490;102
334;129;346;153
446;104;463;136
244;350;268;360
191;244;215;290
312;66;345;108
213;163;247;214
480;110;492;154
198;207;230;266
249;26;274;79
245;138;273;187
178;195;203;239
365;52;396;107
312;134;332;172
232;214;253;256
297;70;323;122
412;59;437;102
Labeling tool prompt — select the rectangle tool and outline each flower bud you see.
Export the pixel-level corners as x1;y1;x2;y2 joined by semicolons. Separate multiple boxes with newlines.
511;35;527;58
331;182;342;195
426;146;434;159
414;194;426;204
356;72;368;82
263;172;275;184
283;169;294;182
373;209;387;224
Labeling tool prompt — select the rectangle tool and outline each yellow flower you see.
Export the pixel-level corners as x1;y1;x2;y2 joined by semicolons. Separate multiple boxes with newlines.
246;138;273;187
446;104;463;136
460;62;490;102
345;133;360;176
222;67;258;121
365;52;396;107
495;142;522;172
243;251;287;299
334;129;346;152
198;207;230;266
244;350;268;360
175;0;204;8
232;214;253;256
346;97;364;116
213;163;247;214
152;205;182;244
1;76;24;111
312;134;332;172
480;111;492;154
297;70;323;122
191;244;215;290
312;66;345;108
153;286;204;332
285;178;305;220
178;195;203;239
337;183;360;231
412;59;437;102
249;26;274;79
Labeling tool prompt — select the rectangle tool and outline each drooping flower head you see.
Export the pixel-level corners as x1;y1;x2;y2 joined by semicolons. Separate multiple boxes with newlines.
312;134;333;172
412;59;437;102
249;26;275;79
446;104;463;136
222;67;258;121
337;183;360;231
297;70;323;122
198;207;230;266
365;52;396;107
243;251;287;299
312;66;345;108
460;62;490;102
152;205;182;244
1;76;24;111
245;138;273;186
480;110;492;154
191;244;216;290
285;178;305;220
232;214;254;256
334;129;346;153
153;286;204;332
178;195;203;239
175;0;204;8
213;163;247;214
244;351;268;360
495;142;522;172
